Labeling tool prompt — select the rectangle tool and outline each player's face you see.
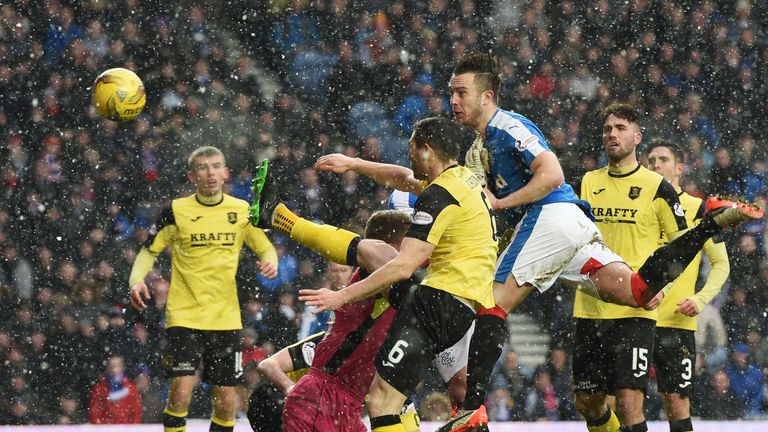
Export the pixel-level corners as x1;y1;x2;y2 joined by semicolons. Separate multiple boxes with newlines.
449;72;489;131
408;132;431;180
326;262;352;289
647;146;682;184
602;115;641;164
188;154;229;196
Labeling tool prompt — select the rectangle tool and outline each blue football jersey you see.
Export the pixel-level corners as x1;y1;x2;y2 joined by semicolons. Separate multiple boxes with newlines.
484;108;588;213
387;189;418;214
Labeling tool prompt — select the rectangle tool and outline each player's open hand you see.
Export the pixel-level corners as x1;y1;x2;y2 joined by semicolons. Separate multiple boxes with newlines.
298;288;345;313
314;154;355;174
675;298;700;317
130;282;151;311
643;290;664;310
258;261;278;279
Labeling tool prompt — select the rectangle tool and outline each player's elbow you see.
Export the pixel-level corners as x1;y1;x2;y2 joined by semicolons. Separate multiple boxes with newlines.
547;171;564;189
256;358;277;377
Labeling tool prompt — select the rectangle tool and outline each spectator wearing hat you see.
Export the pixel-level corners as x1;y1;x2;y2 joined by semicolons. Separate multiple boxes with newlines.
88;354;142;424
726;342;764;417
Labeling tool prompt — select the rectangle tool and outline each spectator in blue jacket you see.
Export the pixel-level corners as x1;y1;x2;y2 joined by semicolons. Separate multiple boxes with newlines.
726;342;765;417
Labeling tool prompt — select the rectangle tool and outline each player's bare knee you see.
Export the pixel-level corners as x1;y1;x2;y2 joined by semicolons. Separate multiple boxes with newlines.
614;390;644;417
211;388;237;418
662;393;689;418
591;263;636;306
574;393;606;418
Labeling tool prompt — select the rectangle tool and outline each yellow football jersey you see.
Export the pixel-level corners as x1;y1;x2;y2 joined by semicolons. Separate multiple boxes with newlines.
574;164;687;320
406;166;498;308
656;192;729;330
144;194;277;330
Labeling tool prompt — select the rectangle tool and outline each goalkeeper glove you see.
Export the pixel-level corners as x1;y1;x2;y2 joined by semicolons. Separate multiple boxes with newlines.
465;135;490;187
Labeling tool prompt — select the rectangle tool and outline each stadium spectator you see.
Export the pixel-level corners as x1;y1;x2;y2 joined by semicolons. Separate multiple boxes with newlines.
699;369;745;420
725;342;765;417
88;354;142;424
695;303;729;369
55;390;86;424
0;0;767;424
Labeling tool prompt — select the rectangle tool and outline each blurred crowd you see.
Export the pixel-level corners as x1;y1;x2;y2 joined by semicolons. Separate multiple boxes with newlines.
1;0;768;425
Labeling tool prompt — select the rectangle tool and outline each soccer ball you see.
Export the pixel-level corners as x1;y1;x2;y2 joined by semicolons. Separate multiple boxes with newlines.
91;68;146;121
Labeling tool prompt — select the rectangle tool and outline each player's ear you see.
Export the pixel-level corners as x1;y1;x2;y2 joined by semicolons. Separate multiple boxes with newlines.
483;89;495;105
187;170;195;183
676;162;684;177
223;166;231;181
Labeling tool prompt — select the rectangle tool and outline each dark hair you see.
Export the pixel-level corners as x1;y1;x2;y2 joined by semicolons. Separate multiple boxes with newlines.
412;116;462;162
364;210;412;245
647;139;685;164
600;103;641;127
452;52;502;102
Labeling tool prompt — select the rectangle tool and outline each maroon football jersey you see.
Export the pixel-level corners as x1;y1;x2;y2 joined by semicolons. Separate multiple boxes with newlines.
309;268;397;399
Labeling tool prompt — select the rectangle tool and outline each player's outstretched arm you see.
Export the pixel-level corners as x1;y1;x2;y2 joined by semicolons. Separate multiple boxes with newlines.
257;348;297;394
299;237;434;312
314;153;424;194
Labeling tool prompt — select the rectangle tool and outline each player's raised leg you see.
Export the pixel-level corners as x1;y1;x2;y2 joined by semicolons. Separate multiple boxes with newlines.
250;158;366;267
595;196;762;307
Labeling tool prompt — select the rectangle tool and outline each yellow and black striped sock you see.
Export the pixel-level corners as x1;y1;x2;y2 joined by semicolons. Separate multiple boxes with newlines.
371;414;407;432
210;415;235;432
162;408;188;432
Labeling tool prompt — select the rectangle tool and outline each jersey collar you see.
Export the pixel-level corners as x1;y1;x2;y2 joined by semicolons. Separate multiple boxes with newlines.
607;163;641;178
195;193;224;206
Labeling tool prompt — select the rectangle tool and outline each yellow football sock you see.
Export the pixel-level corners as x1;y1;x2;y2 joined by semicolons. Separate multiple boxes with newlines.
162;408;188;432
400;410;421;432
587;409;620;432
289;216;361;266
210;415;235;431
271;203;298;234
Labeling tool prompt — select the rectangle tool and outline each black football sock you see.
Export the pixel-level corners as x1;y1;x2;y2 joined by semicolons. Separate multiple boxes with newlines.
621;421;648;432
463;313;506;410
636;216;718;295
669;417;693;432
